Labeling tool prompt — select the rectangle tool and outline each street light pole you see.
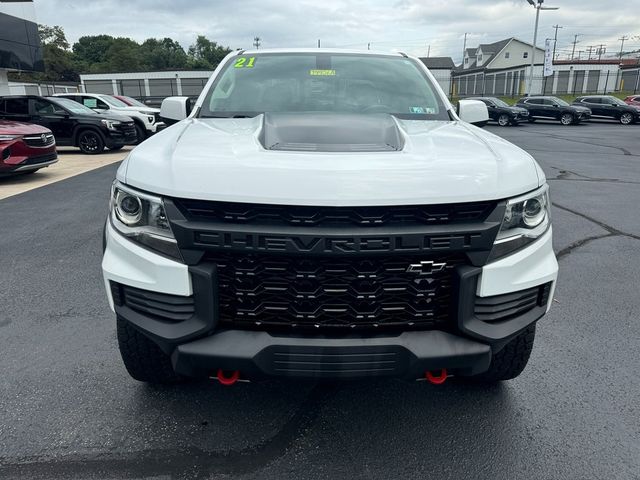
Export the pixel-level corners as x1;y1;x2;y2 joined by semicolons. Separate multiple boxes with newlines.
526;0;559;96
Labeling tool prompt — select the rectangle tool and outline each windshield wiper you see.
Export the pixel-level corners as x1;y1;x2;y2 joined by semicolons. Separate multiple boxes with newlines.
200;112;261;119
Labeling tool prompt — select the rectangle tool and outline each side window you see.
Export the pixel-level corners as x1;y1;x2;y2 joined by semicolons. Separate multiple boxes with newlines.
526;98;541;105
523;52;529;59
505;52;510;59
33;99;66;115
82;97;99;109
585;97;600;104
2;97;29;115
542;99;555;106
96;99;110;110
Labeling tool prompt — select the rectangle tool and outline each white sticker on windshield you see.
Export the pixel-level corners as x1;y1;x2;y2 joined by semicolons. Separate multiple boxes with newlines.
410;106;436;114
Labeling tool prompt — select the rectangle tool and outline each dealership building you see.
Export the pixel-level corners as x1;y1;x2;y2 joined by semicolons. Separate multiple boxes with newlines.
0;0;43;95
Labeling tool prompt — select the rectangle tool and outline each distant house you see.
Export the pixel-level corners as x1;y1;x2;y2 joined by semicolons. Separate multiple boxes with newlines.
419;57;455;95
453;37;545;96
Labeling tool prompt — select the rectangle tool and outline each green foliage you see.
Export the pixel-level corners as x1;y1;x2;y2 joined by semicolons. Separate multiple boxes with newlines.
187;35;232;69
10;24;231;84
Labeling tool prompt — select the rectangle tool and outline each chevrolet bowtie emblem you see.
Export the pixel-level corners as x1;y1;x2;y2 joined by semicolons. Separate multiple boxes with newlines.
406;260;447;275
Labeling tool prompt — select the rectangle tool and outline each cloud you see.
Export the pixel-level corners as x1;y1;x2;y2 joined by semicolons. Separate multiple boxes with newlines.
35;0;640;62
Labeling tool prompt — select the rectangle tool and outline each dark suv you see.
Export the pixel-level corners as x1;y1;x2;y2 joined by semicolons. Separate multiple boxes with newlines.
573;95;640;125
468;97;529;126
0;95;137;154
516;96;591;125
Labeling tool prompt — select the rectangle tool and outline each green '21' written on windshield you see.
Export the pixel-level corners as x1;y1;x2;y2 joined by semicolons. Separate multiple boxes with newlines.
234;57;256;68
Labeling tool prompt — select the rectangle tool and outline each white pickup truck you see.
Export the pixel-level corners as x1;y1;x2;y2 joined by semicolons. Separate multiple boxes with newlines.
102;49;558;385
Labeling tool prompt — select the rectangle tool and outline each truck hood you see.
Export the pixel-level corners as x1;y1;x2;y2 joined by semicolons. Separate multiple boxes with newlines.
121;115;543;206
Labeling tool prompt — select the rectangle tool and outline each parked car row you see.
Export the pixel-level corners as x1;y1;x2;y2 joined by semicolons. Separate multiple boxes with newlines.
0;93;167;175
468;95;640;126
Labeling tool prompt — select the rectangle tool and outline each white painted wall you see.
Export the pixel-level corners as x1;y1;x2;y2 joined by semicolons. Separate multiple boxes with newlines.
0;1;36;21
489;39;544;70
0;70;9;96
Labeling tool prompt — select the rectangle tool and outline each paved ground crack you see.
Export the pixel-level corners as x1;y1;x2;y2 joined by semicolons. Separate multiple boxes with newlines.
0;383;338;479
553;203;640;260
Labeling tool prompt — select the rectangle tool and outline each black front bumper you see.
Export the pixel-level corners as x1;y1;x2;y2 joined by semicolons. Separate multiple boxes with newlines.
112;264;548;380
171;329;491;379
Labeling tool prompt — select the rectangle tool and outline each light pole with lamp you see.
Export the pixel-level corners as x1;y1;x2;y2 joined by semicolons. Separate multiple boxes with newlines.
526;0;558;96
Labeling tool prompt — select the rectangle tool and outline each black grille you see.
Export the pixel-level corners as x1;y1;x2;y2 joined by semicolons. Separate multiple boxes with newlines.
175;199;496;228
210;252;466;331
22;133;55;147
474;283;551;323
111;282;195;322
116;123;137;138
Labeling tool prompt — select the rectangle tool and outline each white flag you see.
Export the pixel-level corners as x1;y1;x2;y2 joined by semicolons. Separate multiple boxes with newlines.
544;39;554;77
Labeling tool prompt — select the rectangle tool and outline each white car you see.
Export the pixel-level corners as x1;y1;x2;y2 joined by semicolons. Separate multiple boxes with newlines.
102;49;558;385
54;93;165;141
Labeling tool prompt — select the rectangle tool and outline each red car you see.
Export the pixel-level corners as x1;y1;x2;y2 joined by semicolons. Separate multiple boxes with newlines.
0;120;57;176
113;95;150;108
624;95;640;107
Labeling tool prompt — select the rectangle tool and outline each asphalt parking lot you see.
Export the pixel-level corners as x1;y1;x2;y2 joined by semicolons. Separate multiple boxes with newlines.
0;121;639;480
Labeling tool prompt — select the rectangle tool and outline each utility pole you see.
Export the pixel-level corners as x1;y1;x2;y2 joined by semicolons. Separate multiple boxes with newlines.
552;24;563;60
577;50;583;61
427;44;430;58
367;42;370;50
462;33;468;66
317;39;321;48
618;35;629;61
586;45;595;60
570;34;581;60
253;36;261;49
597;44;606;61
526;0;559;96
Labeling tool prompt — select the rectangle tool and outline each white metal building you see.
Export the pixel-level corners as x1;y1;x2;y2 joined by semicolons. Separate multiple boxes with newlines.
80;71;215;100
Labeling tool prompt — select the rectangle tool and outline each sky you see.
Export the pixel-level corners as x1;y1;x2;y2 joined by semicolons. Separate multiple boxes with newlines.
35;0;640;63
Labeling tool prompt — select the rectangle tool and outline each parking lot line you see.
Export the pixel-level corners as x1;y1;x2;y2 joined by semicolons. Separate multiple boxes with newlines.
0;147;131;200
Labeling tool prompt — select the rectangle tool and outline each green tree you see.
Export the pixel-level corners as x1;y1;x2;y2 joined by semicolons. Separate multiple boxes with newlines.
72;35;116;72
187;35;231;69
141;38;188;70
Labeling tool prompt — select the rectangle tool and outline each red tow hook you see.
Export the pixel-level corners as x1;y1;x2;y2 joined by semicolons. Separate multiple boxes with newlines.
425;369;448;385
216;369;241;386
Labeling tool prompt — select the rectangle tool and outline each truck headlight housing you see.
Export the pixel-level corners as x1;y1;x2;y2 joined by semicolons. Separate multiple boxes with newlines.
109;181;182;261
488;184;551;261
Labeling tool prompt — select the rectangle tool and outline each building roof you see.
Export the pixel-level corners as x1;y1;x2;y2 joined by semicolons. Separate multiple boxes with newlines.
418;56;455;69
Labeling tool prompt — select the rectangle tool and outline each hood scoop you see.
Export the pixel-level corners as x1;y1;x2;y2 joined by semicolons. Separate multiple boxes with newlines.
261;112;405;152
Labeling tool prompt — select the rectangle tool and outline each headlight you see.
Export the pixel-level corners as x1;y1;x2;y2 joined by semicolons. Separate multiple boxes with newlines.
109;181;182;261
0;134;20;142
101;119;121;131
488;184;551;261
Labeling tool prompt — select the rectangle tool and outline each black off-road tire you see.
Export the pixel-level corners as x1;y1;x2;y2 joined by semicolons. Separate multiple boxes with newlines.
471;324;536;383
117;316;183;384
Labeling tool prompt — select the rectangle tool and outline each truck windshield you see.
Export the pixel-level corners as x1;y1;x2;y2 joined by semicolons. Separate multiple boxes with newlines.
48;98;98;115
199;53;449;120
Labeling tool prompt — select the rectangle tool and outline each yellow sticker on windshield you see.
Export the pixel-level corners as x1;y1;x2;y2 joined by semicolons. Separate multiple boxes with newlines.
309;69;336;76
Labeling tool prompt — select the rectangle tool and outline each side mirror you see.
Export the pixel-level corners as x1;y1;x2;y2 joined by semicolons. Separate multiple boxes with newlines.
161;96;192;125
457;99;489;127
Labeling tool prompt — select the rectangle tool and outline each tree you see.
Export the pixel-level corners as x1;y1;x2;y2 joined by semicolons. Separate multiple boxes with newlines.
187;36;231;69
72;35;116;72
141;38;188;70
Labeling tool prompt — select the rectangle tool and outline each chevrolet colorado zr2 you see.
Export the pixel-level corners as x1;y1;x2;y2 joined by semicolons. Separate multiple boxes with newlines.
102;49;558;385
